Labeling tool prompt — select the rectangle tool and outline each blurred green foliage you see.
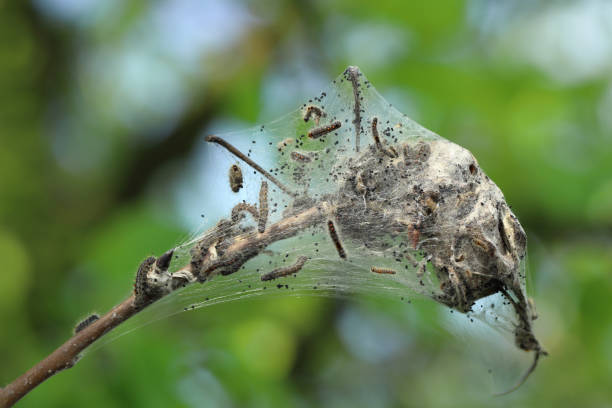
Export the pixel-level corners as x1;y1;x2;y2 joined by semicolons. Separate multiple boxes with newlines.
1;0;611;407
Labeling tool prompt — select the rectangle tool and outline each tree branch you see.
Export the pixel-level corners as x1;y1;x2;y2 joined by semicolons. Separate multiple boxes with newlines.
0;296;138;407
0;200;331;407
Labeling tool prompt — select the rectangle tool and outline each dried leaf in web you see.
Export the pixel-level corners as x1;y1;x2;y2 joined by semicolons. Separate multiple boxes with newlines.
103;67;545;393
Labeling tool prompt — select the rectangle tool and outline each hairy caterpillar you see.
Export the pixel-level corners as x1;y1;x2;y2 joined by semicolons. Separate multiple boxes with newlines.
258;181;268;233
74;314;99;334
370;266;396;275
307;121;341;139
303;105;327;125
290;151;312;163
228;164;243;193
261;256;308;281
327;220;346;259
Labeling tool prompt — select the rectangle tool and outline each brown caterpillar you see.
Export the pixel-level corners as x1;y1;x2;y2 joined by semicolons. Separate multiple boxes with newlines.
258;181;268;233
371;117;398;158
371;117;382;149
74;314;99;334
231;202;259;222
307;121;341;139
327;220;346;259
134;256;156;308
303;105;326;125
228;164;243;193
371;267;396;275
261;256;308;281
202;256;243;278
290;151;312;163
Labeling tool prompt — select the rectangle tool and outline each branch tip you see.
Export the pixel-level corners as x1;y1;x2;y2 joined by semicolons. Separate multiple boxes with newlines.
156;249;174;271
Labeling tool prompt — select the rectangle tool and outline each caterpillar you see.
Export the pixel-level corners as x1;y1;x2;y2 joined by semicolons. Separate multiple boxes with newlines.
370;267;397;275
290;151;312;163
371;117;382;149
134;256;156;308
327;220;346;259
371;117;398;158
303;105;326;125
258;181;268;233
261;256;308;281
307;121;341;139
231;202;259;223
74;314;100;334
228;164;243;193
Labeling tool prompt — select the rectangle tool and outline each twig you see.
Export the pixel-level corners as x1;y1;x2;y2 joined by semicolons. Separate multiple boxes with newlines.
205;135;297;197
346;66;362;152
0;296;138;407
0;202;331;407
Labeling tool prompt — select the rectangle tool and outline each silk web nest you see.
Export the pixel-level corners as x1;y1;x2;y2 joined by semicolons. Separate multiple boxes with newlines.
127;66;545;394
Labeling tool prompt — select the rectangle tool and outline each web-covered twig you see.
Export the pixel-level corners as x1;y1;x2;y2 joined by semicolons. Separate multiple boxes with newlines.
0;199;331;407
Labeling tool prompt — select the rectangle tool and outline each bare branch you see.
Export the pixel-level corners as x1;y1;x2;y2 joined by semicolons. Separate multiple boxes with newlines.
0;296;138;407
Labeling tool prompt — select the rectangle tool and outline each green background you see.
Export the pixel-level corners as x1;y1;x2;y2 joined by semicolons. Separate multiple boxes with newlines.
1;0;611;406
